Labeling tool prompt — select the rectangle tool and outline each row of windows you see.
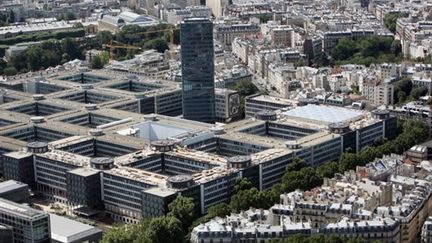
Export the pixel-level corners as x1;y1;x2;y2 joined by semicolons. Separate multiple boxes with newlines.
104;195;141;210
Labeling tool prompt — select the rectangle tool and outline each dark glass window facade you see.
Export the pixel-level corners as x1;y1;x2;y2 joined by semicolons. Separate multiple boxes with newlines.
181;18;215;123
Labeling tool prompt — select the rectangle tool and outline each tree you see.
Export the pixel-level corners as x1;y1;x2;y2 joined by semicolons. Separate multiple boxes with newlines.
331;37;357;60
316;161;338;179
316;52;330;67
101;216;184;243
0;59;7;75
391;39;402;55
331;36;402;66
233;178;253;194
258;15;272;23
347;238;366;243
91;55;104;69
384;12;408;33
7;38;84;73
281;167;322;192
100;224;140;243
286;158;307;172
61;53;70;64
3;67;17;76
61;37;82;60
8;10;14;24
172;28;181;45
424;55;432;64
58;11;76;21
325;235;345;243
338;152;360;172
396;78;413;95
359;37;379;57
66;12;76;20
205;203;231;221
397;91;407;104
229;187;261;212
234;80;259;117
96;31;113;46
143;38;169;53
73;23;84;29
9;52;27;71
234;80;258;96
142;216;184;243
359;146;381;166
167;196;196;233
100;51;110;65
27;45;44;71
411;86;428;99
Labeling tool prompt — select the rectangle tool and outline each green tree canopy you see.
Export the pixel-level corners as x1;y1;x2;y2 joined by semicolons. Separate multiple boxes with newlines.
8;38;84;72
411;86;428;99
234;80;259;96
143;38;169;53
332;37;357;60
141;216;184;243
384;12;408;33
100;224;140;243
96;31;114;46
57;11;76;21
330;36;402;66
61;37;82;60
282;167;322;192
233;178;253;194
316;161;338;179
286;158;307;172
394;78;413;103
205;203;231;220
0;10;15;26
91;55;104;69
27;45;45;71
167;196;196;233
3;67;17;76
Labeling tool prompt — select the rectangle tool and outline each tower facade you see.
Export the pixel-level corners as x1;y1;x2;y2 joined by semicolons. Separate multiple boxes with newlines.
180;18;215;123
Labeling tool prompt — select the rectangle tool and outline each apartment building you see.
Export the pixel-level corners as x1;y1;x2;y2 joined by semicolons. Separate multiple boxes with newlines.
193;154;432;243
362;80;395;106
215;23;260;48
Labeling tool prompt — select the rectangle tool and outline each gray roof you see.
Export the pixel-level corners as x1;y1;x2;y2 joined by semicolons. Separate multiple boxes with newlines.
0;180;28;194
0;198;47;219
67;168;100;177
283;104;364;125
50;214;102;242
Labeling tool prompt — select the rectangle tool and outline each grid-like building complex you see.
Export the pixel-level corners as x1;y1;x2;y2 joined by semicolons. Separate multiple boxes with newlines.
0;69;397;224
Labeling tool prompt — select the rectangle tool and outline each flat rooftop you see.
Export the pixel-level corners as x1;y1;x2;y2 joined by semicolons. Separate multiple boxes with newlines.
0;198;47;219
104;167;168;186
131;121;193;141
67;168;100;177
0;180;28;194
36;150;91;167
167;149;228;166
283;104;364;125
50;213;102;242
143;187;177;197
248;95;293;106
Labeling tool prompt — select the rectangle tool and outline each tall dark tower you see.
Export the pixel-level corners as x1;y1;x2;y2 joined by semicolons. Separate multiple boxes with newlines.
180;18;215;123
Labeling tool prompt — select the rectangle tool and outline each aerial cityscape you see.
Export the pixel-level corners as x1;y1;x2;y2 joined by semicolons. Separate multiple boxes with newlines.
1;0;432;242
